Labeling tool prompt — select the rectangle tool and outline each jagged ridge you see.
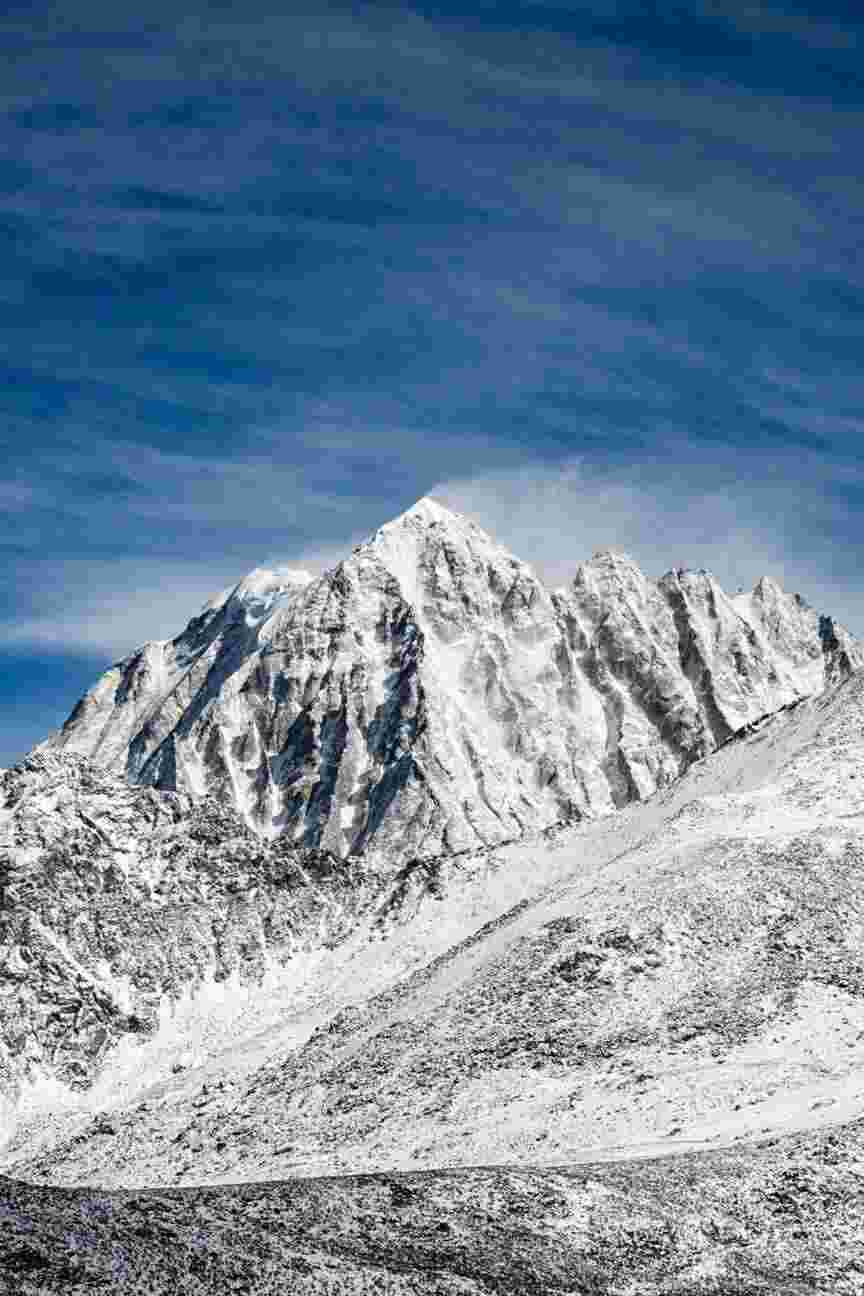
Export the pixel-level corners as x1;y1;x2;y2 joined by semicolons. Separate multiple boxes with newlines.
44;498;862;863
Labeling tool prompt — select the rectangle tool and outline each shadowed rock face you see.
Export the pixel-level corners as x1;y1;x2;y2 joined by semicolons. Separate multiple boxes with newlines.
0;752;377;1119
43;499;862;862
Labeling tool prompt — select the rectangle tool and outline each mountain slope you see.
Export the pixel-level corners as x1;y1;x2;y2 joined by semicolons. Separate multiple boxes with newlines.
0;748;585;1153
44;498;862;862
14;670;864;1191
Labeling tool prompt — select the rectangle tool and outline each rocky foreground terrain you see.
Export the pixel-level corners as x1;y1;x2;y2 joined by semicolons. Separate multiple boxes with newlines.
4;501;864;1292
3;1118;864;1294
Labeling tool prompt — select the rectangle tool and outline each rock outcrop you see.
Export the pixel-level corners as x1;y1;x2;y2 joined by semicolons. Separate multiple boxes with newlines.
43;498;862;862
0;752;373;1123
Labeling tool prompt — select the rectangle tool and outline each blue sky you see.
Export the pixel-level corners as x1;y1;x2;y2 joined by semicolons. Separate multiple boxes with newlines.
2;0;863;764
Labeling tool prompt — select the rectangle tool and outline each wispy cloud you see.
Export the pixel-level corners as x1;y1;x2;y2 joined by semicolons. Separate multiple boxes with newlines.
7;439;864;665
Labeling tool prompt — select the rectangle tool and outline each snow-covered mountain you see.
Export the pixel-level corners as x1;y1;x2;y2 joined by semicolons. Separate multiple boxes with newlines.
44;498;862;862
4;497;863;1149
6;503;864;1290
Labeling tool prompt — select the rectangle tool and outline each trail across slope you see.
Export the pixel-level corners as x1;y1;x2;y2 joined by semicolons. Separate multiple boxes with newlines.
3;1116;863;1295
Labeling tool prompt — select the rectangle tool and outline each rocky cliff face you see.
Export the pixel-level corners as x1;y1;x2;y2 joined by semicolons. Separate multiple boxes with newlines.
0;752;378;1128
44;499;862;863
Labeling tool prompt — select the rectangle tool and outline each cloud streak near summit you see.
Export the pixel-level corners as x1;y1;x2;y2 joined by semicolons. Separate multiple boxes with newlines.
1;0;863;762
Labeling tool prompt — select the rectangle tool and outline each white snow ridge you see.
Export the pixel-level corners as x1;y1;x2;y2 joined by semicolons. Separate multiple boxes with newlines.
4;497;864;1293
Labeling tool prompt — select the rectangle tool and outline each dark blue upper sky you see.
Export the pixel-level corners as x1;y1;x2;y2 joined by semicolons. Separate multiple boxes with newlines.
2;1;863;763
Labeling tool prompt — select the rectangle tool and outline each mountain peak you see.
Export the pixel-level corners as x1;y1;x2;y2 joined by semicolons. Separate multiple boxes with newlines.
234;566;314;597
572;547;650;597
201;566;314;618
584;547;643;570
357;495;518;610
402;495;460;524
752;574;786;601
371;495;477;539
